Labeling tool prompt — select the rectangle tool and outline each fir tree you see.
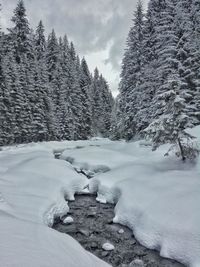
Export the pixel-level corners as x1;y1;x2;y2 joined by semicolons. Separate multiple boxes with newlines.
79;57;93;139
117;0;145;140
8;0;33;63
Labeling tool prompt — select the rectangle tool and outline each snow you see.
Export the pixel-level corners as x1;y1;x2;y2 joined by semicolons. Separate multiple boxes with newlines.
118;229;124;234
0;127;200;267
58;127;199;267
0;143;110;267
102;242;115;251
63;216;74;224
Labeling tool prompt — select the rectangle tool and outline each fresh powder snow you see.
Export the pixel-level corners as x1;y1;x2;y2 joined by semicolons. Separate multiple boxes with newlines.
0;127;199;267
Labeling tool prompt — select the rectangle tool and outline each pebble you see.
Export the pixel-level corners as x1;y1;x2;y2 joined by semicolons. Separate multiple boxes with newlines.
118;228;124;234
63;216;74;224
90;242;98;249
77;228;90;237
101;251;109;257
102;242;115;251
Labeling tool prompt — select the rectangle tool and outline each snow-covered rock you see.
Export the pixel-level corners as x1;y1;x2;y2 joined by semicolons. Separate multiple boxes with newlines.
102;242;115;251
63;216;74;224
118;229;124;234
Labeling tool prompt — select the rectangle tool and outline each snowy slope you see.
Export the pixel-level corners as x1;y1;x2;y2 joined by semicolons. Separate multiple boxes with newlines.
0;146;110;267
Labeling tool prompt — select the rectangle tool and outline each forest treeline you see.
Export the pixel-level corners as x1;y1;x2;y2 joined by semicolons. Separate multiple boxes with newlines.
113;0;200;159
0;1;114;145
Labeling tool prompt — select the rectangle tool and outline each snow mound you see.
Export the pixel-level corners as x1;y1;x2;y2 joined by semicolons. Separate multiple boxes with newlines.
1;134;200;267
87;137;200;267
60;145;134;174
0;145;110;267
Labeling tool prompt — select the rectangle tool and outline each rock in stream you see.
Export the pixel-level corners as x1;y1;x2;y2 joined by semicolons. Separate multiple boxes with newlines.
53;194;185;267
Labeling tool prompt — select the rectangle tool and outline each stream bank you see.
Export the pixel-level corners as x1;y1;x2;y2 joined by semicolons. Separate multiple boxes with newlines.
53;194;184;267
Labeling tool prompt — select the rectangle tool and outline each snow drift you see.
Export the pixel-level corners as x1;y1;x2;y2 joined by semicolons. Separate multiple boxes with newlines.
0;127;199;267
0;145;110;267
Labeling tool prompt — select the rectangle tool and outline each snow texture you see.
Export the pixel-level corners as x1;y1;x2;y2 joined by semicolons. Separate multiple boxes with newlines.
59;128;199;267
0;142;110;267
0;127;200;267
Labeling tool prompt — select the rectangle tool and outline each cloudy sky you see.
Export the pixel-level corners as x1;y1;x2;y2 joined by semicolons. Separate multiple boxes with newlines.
1;0;148;96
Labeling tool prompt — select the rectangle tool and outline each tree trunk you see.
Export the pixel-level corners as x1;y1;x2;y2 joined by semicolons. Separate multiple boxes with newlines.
178;137;186;162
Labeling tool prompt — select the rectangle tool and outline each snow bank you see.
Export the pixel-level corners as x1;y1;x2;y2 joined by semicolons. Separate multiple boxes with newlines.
43;131;200;267
1;129;200;267
80;133;200;267
60;144;135;173
0;145;110;267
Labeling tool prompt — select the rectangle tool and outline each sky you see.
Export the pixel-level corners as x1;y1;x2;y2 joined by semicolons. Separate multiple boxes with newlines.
1;0;148;97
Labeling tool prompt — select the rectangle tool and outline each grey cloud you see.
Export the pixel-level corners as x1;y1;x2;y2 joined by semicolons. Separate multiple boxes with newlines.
1;0;148;93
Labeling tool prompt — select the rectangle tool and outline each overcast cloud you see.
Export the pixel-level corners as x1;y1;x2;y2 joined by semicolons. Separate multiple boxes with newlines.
1;0;148;96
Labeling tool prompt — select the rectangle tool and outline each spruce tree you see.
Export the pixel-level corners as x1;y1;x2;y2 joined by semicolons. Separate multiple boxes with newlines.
8;0;33;63
79;58;93;139
35;21;57;140
117;0;145;140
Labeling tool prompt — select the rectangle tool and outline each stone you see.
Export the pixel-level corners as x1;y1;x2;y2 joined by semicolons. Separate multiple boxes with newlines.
101;251;109;257
102;242;115;251
77;228;90;237
118;228;125;234
133;245;147;256
63;216;74;224
90;242;98;249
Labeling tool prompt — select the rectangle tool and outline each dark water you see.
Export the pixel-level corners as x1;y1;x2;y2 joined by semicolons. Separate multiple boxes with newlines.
53;194;185;267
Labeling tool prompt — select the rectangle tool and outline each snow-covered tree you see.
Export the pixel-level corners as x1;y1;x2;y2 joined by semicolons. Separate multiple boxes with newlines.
8;0;33;63
0;0;114;145
116;0;145;140
78;57;93;139
115;0;200;160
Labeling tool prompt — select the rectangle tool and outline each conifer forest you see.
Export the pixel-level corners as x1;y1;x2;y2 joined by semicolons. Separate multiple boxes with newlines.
0;1;200;267
0;0;114;145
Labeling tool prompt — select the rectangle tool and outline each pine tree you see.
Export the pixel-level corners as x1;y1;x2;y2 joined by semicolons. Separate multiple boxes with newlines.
0;0;114;145
91;69;113;136
79;57;93;139
8;0;33;64
0;23;13;145
189;0;200;123
117;0;145;140
34;21;57;141
116;0;200;159
135;0;166;133
46;29;60;138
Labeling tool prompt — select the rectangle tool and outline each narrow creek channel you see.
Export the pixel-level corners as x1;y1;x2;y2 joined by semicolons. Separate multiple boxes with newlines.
53;152;185;267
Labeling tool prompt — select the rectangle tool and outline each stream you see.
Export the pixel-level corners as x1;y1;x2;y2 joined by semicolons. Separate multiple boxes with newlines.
53;194;184;267
53;151;185;267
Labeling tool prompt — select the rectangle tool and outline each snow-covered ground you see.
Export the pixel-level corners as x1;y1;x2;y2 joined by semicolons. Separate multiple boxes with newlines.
0;127;199;267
